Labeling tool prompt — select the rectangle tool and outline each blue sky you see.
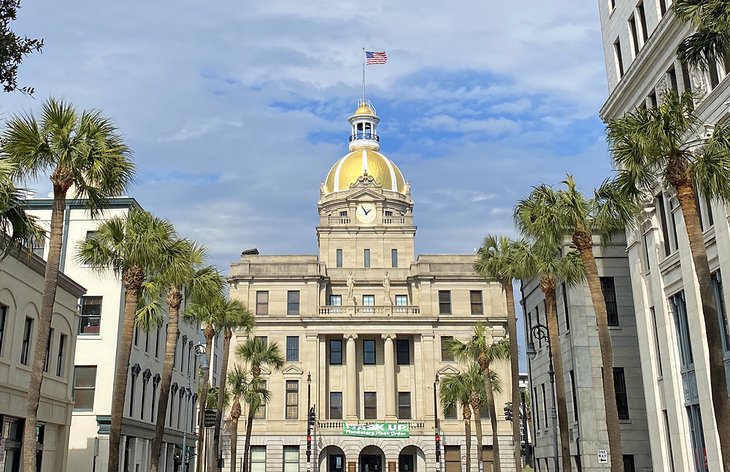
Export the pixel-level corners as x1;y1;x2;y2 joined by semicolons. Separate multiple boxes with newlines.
5;1;614;368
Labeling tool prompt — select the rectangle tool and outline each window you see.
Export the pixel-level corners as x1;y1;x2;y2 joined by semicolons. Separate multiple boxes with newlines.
659;0;668;16
43;328;53;372
283;447;299;472
329;392;343;419
712;272;730;352
398;392;412;419
250;447;266;472
623;455;636;472
73;366;97;410
396;339;410;365
336;249;343;268
0;304;5;356
133;324;139;347
614;367;629;419
444;403;457;419
129;367;140;417
141;372;149;421
79;296;102;334
256;291;269;315
362;295;375;306
364;392;377;419
541;383;548;426
438;291;451;315
395;295;407;306
687;404;707;472
329;339;343;365
710;61;721;89
254;380;267;419
570;370;579;423
656;193;671;256
470;291;483;315
151;376;159;422
339;210;348;217
287;291;300;315
671;291;693;368
441;336;454;361
628;15;639;56
637;2;648;42
444;446;461;471
663;410;676;472
562;283;570;331
156;325;162;358
285;380;299;419
391;249;398;268
681;61;693;93
286;336;299;362
20;317;33;365
145;329;150;353
650;307;664;377
647;90;657;108
363;249;371;268
363;339;376;365
56;334;67;376
614;39;624;78
533;387;540;430
28;235;45;258
330;295;342;313
668;66;678;92
601;277;619;326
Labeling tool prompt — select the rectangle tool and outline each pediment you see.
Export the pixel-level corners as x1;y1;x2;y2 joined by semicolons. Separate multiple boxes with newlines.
282;364;304;376
345;187;386;202
259;366;272;376
437;365;461;377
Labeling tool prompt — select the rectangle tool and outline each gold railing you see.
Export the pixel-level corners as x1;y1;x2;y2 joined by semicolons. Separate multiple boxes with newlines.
317;420;425;430
318;305;420;316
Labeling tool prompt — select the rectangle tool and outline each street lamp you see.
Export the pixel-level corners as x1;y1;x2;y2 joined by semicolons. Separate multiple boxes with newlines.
527;323;559;472
433;373;441;472
307;372;312;471
192;343;209;472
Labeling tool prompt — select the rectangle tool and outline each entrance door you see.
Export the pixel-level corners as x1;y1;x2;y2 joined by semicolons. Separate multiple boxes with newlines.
398;454;414;471
328;454;345;472
360;454;383;472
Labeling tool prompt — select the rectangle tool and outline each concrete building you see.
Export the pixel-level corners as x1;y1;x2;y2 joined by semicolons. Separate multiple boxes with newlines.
599;1;730;471
25;197;204;472
226;99;516;472
0;246;85;472
521;238;651;471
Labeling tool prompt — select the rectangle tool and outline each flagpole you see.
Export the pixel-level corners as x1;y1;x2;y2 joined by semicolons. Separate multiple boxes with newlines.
362;47;366;102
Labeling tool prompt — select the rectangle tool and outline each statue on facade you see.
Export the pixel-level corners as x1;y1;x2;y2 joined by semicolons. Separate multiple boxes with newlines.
383;271;391;305
347;271;355;304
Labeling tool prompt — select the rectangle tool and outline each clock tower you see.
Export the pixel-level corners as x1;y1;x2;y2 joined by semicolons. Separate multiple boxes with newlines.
317;99;416;270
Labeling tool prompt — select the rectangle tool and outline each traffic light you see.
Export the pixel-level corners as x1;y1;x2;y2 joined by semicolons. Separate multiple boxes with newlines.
306;406;315;461
308;406;316;429
435;433;441;462
504;403;513;422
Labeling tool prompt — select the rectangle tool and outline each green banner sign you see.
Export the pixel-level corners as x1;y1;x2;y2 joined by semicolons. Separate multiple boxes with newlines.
342;423;410;438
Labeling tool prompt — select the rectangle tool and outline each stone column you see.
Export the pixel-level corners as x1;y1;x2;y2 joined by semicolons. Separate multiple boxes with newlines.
345;333;358;419
382;333;397;420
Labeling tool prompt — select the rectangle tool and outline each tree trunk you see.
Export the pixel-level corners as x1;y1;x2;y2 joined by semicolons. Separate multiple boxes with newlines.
484;368;501;472
542;280;573;472
196;328;215;472
150;289;182;472
675;180;730;471
108;267;144;472
574;230;624;472
471;403;484;472
242;409;255;472
504;281;522;471
213;327;233;471
230;401;240;472
22;187;66;472
463;405;472;472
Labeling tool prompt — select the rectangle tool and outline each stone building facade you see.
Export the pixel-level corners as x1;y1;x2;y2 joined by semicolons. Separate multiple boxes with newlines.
227;100;516;472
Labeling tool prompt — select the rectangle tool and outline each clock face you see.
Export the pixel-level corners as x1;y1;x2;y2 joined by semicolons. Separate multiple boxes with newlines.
356;203;376;224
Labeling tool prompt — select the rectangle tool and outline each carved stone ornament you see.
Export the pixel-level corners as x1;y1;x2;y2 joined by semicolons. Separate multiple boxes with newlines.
690;68;708;98
656;76;669;100
350;171;380;189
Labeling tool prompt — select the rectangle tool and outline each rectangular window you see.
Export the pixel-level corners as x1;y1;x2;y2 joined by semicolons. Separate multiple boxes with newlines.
79;296;102;334
659;0;668;16
329;392;343;419
362;295;375;306
395;295;407;306
391;249;398;268
710;62;720;89
687;404;707;472
614;39;624;78
668;66;678;92
562;283;571;331
669;197;680;252
441;336;454;361
470;290;483;315
570;370;579;423
712;272;730;352
286;336;299;362
144;329;149;353
656;193;671;256
156;325;163;358
285;380;299;419
329;339;343;365
20;317;33;365
364;249;371;268
398;392;412;419
133;324;139;347
638;2;649;42
330;295;342;306
671;291;694;368
336;249;343;268
648;90;657;108
601;277;619;326
283;447;299;472
533;387;540;430
664;410;676;472
614;367;629;420
73;366;97;410
438;290;451;315
396;339;410;365
250;446;266;472
256;291;268;315
43;328;53;373
0;304;6;356
444;403;457;419
254;380;267;419
650;307;664;377
363;339;376;365
681;61;693;93
287;291;300;315
628;15;640;56
364;391;377;419
541;383;548;426
56;334;67;376
623;456;636;472
535;304;542;349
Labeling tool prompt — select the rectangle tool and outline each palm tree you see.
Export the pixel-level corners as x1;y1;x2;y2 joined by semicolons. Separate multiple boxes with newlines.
228;366;270;472
0;159;41;255
439;371;474;471
515;176;637;472
512;241;585;472
235;337;284;472
674;0;730;71
607;89;730;469
450;324;510;472
212;299;253;472
462;364;497;470
76;208;175;472
139;239;224;472
2;98;134;472
475;234;523;469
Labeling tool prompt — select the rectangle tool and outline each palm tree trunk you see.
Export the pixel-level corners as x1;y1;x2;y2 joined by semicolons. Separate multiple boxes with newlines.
542;280;573;472
463;406;472;472
485;369;501;472
242;409;255;472
574;231;623;472
150;290;182;472
213;327;233;471
504;281;522;471
109;267;144;472
22;187;66;472
675;181;730;471
472;403;484;472
196;328;215;472
230;404;240;472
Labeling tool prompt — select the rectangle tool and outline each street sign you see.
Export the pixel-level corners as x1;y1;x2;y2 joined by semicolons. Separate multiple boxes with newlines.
204;409;216;428
597;448;608;464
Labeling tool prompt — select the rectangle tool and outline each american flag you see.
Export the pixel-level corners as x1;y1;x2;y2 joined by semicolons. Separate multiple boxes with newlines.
365;51;387;65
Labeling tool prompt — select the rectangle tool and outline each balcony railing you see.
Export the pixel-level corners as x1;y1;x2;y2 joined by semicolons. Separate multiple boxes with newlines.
328;216;351;225
383;217;405;224
349;132;379;142
317;420;425;430
319;305;420;316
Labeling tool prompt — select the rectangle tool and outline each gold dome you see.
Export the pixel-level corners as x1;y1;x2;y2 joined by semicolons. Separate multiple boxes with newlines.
324;148;406;194
354;104;374;116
